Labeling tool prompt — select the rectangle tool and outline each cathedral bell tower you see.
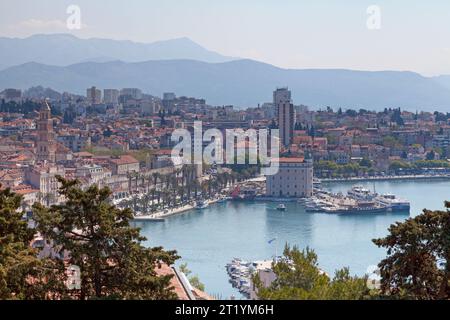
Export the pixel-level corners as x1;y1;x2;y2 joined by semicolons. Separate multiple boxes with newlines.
36;101;56;163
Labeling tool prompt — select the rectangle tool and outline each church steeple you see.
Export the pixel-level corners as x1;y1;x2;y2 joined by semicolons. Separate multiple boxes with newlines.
36;101;56;163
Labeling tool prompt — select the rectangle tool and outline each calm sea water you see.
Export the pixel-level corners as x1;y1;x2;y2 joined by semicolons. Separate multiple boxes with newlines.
135;179;450;298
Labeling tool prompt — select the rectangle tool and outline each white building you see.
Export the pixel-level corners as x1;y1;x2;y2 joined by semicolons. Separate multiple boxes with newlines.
103;89;120;104
108;155;140;175
120;88;142;100
140;100;160;115
274;88;295;147
86;86;102;104
76;164;112;186
26;165;65;205
266;157;313;198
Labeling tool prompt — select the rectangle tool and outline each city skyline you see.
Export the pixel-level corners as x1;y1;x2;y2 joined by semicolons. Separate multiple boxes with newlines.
1;0;450;76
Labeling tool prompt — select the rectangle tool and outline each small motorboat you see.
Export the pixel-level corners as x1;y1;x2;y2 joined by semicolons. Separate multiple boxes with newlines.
195;201;209;209
276;204;286;211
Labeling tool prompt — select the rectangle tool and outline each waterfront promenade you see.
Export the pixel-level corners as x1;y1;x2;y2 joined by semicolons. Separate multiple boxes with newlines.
132;176;267;221
132;197;223;221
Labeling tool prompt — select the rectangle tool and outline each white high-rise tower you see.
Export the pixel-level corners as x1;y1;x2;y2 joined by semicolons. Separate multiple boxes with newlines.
274;88;294;147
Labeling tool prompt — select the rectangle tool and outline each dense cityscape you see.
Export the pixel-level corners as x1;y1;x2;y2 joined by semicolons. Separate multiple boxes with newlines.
1;85;450;211
2;83;450;300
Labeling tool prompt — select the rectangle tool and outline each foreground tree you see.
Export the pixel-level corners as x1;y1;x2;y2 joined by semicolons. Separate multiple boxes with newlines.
33;177;180;300
373;201;450;300
179;263;205;291
254;245;370;300
0;187;65;299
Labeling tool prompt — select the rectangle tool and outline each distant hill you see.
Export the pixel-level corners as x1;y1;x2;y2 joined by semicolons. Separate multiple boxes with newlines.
0;33;235;70
23;86;61;100
434;75;450;91
1;59;450;111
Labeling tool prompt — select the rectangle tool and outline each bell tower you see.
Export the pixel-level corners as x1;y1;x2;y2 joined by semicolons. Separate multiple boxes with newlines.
36;101;56;163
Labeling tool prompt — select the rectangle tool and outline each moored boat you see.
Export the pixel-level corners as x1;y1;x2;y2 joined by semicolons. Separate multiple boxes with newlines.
195;200;209;209
375;193;410;211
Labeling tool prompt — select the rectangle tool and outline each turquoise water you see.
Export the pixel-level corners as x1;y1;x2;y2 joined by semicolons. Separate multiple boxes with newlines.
136;179;450;298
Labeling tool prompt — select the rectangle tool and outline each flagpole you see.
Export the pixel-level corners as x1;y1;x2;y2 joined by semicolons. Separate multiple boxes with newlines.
275;234;278;259
274;236;278;260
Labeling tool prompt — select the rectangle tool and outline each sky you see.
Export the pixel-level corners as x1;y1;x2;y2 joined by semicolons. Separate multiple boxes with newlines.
1;0;449;76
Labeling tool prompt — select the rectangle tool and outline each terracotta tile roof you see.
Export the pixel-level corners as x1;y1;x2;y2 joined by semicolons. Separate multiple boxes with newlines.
152;149;173;156
154;264;190;300
154;263;213;300
108;155;138;165
274;157;305;163
74;151;94;158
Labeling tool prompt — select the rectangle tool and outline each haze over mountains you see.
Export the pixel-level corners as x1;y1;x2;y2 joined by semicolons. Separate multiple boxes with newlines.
1;34;450;111
0;33;235;70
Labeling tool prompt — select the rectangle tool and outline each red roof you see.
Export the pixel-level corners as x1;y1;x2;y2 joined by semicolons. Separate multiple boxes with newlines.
108;155;139;165
275;157;305;163
152;149;173;156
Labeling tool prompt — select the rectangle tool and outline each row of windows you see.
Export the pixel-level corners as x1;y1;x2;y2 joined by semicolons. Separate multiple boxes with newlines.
271;176;306;180
270;184;310;188
271;191;307;196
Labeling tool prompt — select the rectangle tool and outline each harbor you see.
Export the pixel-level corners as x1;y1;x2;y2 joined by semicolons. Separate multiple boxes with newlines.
304;185;410;214
138;178;449;298
226;258;276;299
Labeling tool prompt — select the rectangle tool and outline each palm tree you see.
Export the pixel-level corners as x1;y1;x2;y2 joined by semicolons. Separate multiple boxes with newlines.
200;181;209;199
186;181;193;201
192;180;200;200
140;194;151;214
152;172;159;189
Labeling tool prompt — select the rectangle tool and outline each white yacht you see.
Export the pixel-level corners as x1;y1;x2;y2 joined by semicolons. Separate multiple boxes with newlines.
347;185;376;200
376;193;410;211
276;204;286;211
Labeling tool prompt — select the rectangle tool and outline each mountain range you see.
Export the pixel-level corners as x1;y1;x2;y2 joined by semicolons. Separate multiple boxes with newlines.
0;33;235;70
0;34;450;111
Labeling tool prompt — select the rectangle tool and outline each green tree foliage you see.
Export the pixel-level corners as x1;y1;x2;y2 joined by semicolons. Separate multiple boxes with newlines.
389;160;450;173
254;245;369;300
389;160;414;172
391;108;404;126
179;263;205;291
33;177;180;300
373;201;450;300
345;109;358;117
0;187;66;300
382;135;401;148
314;160;374;178
415;160;450;168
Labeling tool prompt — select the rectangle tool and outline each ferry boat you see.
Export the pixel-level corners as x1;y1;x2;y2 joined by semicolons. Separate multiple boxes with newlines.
347;185;376;200
322;202;387;214
195;200;209;209
276;204;286;211
376;193;410;211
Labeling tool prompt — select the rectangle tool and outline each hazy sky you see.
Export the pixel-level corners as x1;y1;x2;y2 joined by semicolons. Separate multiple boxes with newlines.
1;0;449;76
